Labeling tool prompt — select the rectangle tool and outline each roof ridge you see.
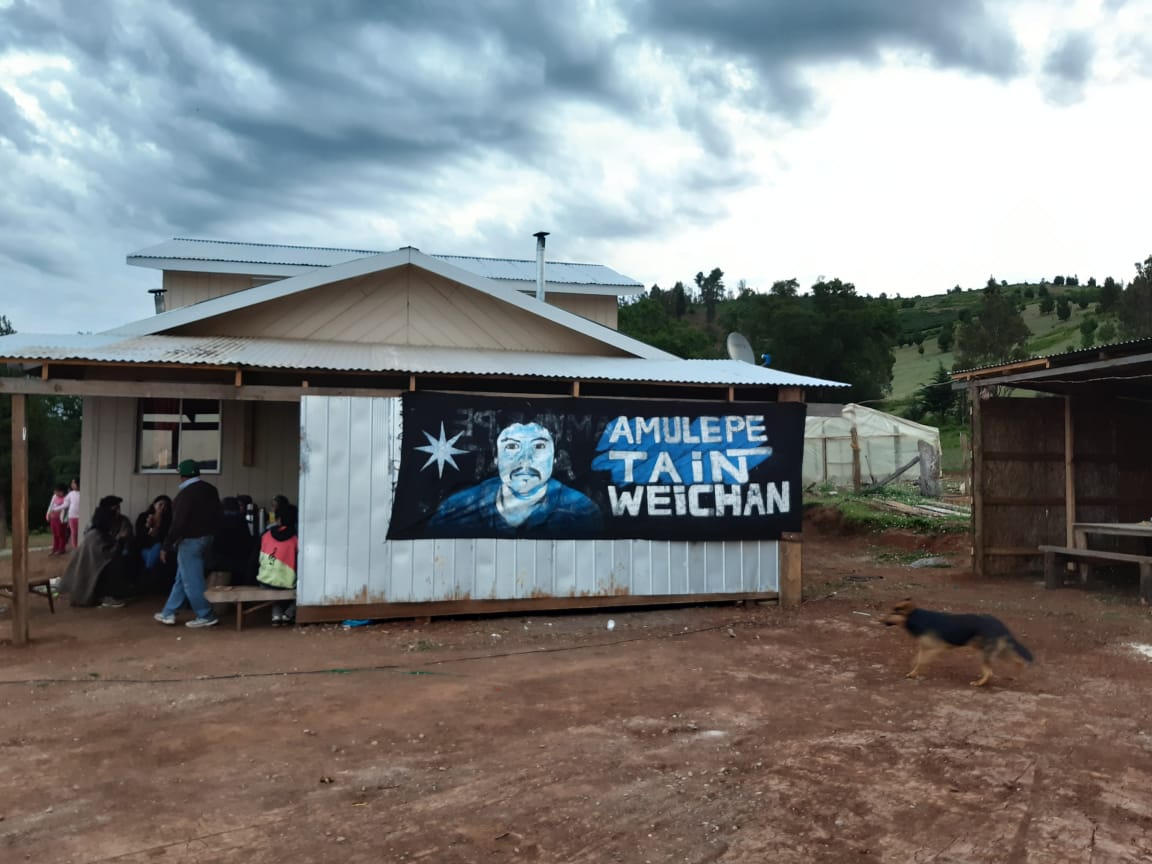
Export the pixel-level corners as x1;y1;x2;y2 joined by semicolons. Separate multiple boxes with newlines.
433;252;610;269
169;237;382;255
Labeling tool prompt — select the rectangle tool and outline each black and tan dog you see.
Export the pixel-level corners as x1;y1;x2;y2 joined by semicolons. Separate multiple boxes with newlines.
883;599;1033;687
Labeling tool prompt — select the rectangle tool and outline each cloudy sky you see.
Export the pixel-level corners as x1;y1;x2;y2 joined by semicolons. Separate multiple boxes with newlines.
2;0;1150;334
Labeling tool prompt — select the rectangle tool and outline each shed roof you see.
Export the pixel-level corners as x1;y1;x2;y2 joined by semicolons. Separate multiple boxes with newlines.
128;237;645;295
0;332;848;388
951;337;1152;397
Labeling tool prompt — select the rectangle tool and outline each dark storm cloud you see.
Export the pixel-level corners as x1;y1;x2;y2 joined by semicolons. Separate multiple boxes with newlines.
634;0;1021;114
1043;31;1094;83
0;0;1028;320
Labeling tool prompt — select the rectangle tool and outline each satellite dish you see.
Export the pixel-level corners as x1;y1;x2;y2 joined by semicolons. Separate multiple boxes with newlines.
726;332;756;364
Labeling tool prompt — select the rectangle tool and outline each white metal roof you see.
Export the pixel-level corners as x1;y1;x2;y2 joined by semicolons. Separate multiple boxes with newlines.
106;247;674;361
0;332;848;388
127;237;644;293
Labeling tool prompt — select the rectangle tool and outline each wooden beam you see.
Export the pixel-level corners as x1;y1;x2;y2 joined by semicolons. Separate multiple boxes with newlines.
984;496;1136;507
1064;395;1076;546
983;451;1064;462
0;377;403;402
294;591;781;624
572;380;581;397
970;383;985;578
951;357;1050;380
777;386;805;403
233;368;242;387
10;394;29;646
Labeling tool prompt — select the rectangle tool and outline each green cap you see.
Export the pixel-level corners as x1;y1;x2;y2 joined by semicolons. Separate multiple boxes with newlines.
177;459;200;477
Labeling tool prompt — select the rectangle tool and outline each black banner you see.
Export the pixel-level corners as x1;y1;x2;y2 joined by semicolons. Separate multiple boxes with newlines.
387;393;806;541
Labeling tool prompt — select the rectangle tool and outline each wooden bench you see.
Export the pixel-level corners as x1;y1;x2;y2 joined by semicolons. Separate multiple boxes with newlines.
0;575;56;614
1039;545;1152;603
203;585;296;631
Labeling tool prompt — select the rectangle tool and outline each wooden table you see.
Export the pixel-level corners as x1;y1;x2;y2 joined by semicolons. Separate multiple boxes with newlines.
1073;521;1152;546
1041;522;1152;602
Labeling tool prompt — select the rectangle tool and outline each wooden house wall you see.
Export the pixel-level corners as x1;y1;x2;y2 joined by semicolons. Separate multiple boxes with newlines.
162;271;620;330
79;396;303;522
162;271;256;310
174;266;623;355
543;293;618;328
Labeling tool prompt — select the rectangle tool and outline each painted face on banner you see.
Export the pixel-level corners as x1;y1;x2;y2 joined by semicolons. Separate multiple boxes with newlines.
496;422;555;498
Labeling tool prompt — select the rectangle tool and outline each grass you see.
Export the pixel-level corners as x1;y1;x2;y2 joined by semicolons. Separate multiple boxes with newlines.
889;299;1118;403
0;529;53;556
805;484;970;535
937;424;967;475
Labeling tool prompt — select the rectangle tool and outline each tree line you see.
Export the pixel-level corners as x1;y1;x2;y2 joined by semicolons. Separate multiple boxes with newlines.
0;315;83;533
618;254;1152;409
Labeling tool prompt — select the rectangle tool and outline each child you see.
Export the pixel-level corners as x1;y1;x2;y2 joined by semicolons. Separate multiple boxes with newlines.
64;478;81;550
46;483;70;555
256;501;298;626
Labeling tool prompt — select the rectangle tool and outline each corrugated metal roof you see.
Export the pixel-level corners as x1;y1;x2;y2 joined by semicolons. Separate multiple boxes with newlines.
433;255;640;287
0;333;849;388
128;238;643;288
951;336;1152;377
127;238;379;267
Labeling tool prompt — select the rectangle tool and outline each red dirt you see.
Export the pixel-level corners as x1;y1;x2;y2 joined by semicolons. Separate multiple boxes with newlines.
3;523;1152;863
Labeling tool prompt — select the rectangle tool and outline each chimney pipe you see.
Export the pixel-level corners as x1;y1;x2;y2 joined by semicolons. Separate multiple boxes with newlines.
148;287;167;314
533;231;549;302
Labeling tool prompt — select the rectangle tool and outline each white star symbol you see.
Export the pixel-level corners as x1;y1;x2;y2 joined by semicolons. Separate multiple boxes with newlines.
415;423;469;477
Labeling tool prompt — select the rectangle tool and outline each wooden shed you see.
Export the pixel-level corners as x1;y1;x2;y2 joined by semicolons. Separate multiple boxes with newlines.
953;339;1152;600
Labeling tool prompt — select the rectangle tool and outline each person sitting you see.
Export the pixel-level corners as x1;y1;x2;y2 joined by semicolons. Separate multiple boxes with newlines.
209;496;257;585
133;494;175;595
256;501;298;626
60;495;134;608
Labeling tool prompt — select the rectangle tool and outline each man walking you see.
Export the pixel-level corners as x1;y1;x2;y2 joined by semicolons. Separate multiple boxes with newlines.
154;459;221;628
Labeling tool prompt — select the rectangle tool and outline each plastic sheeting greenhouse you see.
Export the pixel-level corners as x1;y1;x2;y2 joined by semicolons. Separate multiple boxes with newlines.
803;403;941;487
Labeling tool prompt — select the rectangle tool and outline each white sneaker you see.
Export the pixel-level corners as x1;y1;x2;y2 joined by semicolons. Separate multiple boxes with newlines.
153;612;176;625
185;617;219;629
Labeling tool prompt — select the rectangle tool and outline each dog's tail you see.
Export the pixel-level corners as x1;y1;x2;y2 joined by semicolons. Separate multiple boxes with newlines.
1009;636;1033;663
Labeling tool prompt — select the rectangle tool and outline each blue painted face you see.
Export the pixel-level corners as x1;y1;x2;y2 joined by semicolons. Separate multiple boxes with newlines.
497;422;555;498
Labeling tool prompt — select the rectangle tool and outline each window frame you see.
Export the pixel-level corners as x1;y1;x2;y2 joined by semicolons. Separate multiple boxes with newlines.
137;397;223;475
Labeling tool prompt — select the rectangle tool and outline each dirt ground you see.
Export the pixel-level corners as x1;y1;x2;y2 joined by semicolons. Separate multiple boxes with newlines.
3;519;1152;864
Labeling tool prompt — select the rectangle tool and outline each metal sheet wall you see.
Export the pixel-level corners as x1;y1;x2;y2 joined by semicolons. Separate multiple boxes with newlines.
298;396;779;607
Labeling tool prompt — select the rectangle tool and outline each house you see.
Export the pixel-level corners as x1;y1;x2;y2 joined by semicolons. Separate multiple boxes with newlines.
0;238;848;638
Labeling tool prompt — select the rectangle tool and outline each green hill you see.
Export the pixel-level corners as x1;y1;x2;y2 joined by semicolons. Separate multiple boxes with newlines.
888;288;1114;403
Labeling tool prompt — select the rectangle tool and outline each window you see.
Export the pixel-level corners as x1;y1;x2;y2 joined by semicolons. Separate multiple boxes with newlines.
138;398;221;473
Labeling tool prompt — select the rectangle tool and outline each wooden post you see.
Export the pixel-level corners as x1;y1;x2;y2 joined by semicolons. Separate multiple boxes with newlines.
1063;396;1076;546
849;425;862;493
779;531;802;608
959;431;970;494
969;384;984;579
917;440;941;497
10;394;29;646
777;387;805;608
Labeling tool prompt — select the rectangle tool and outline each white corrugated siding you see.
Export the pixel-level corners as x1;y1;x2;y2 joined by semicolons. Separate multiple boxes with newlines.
297;396;779;607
